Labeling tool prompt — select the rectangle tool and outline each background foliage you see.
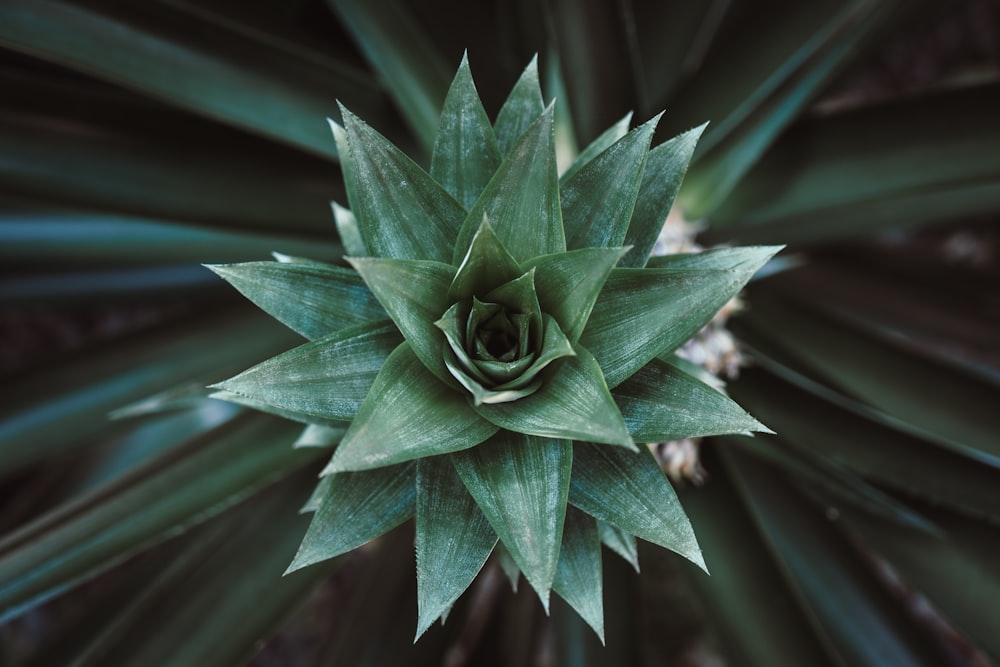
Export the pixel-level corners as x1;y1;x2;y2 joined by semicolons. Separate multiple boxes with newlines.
1;0;999;665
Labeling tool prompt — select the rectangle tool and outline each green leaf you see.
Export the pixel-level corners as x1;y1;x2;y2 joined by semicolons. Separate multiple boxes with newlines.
431;52;502;209
341;105;466;262
208;391;347;429
474;344;635;449
0;0;390;161
561;113;659;251
449;217;522;302
347;256;456;385
330;118;361;222
211;320;402;422
326;343;498;472
597;521;638;572
0;413;318;612
452;431;572;609
293;424;347;450
621;124;707;268
414;456;498;640
331;201;368;257
285;461;417;573
494;55;545;156
328;0;451;154
552;507;605;643
569;443;704;571
455;105;565;264
561;112;632;182
522;246;630;342
207;261;386;340
581;246;780;387
614;357;769;442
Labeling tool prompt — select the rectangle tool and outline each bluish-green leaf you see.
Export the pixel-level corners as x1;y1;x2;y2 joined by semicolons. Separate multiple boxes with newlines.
415;456;498;640
211;320;402;422
553;507;605;643
207;261;386;340
570;443;704;571
621;124;706;268
341;105;465;262
449;217;521;302
561;114;659;251
347;256;456;385
331;201;368;257
597;521;638;572
286;461;416;573
561;112;632;182
522;246;630;342
614;357;769;442
494;55;545;156
581;246;781;387
474;344;634;449
452;431;572;608
431;52;502;209
326;343;498;472
455;105;564;264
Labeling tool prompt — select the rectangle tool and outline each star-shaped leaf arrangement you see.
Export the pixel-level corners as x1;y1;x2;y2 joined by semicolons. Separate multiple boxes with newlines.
209;53;779;643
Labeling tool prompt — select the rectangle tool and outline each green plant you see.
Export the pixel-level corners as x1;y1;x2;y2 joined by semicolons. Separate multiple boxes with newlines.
1;1;999;665
206;55;774;641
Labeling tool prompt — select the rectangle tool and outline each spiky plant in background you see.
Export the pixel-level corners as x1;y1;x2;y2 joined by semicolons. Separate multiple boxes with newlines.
1;1;999;666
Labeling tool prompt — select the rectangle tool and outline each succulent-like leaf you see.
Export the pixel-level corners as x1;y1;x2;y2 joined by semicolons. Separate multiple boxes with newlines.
473;344;635;448
561;114;660;251
452;431;572;609
561;112;633;182
331;201;368;257
493;55;545;156
285;461;417;573
621;123;707;267
340;105;465;262
570;443;705;571
455;105;565;264
329;119;360;219
293;424;346;450
414;456;498;640
325;343;498;472
211;320;402;421
208;391;347;428
522;246;631;342
431;53;502;209
582;246;781;387
614;357;770;442
206;261;385;340
449;217;522;301
597;521;639;572
552;507;605;643
347;257;456;385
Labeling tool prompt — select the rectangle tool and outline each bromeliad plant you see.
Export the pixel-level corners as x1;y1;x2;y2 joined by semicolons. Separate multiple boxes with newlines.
208;55;777;641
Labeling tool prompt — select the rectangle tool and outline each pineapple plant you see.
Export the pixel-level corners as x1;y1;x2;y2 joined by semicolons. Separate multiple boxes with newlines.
1;0;999;665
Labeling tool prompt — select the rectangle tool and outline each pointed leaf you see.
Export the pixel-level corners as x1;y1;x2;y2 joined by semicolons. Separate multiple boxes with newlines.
561;112;633;182
293;424;347;450
522;246;630;341
209;391;347;429
207;261;386;340
326;343;498;472
330;119;361;221
331;201;368;257
570;443;705;571
286;460;416;573
211;320;402;421
301;476;332;514
431;53;502;209
455;105;564;264
341;105;465;262
415;457;498;640
553;507;605;643
495;542;521;592
561;114;660;251
494;55;545;156
347;256;456;384
621;124;706;267
597;521;639;572
449;217;521;302
452;431;572;609
581;246;781;387
474;344;634;448
614;357;769;442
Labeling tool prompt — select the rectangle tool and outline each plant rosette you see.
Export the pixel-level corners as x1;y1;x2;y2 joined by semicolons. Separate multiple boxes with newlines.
208;54;779;642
